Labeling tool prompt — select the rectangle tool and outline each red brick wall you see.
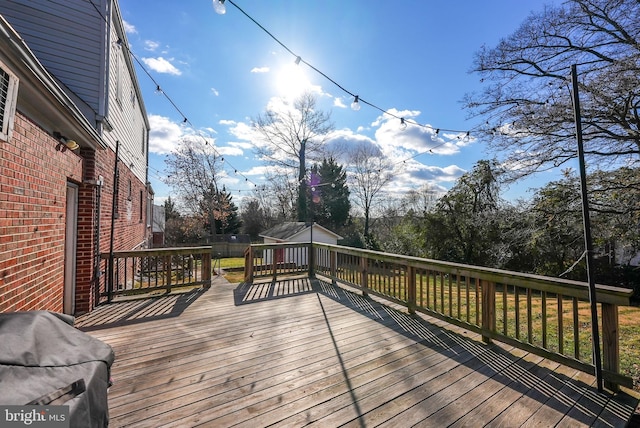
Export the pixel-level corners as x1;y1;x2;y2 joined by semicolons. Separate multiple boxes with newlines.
0;113;83;313
76;146;149;312
0;112;150;314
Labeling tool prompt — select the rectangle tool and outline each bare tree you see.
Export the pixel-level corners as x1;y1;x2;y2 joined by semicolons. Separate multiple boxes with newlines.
253;92;333;222
348;144;394;246
164;136;228;237
465;0;640;180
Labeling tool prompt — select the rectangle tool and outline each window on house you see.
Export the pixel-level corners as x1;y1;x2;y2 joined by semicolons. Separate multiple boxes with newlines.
115;52;122;106
147;191;153;228
0;62;19;141
128;179;132;201
139;190;144;222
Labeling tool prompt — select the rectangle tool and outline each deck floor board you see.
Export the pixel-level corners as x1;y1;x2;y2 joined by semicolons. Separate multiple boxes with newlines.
76;277;639;427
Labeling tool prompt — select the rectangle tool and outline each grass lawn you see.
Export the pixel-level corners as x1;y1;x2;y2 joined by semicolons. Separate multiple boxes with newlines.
216;257;245;283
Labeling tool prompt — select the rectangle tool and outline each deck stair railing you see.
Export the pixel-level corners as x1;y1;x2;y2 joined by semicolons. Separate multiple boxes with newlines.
245;242;635;390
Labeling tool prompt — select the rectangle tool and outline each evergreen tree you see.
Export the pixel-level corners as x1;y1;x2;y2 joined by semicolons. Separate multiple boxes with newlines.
309;157;350;232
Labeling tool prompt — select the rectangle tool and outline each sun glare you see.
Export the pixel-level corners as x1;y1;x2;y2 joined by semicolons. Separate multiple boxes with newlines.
274;63;312;99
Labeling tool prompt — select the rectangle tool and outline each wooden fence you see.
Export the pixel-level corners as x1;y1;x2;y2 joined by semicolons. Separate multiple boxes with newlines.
245;242;635;390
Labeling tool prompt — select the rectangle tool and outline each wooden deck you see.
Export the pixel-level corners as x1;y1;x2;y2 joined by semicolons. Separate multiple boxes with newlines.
76;276;639;427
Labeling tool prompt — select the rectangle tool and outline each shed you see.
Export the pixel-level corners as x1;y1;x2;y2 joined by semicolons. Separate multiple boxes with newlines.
259;222;342;266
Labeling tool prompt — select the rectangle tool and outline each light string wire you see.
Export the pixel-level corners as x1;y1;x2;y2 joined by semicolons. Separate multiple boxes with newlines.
224;0;478;168
128;46;259;190
86;0;260;192
91;0;478;191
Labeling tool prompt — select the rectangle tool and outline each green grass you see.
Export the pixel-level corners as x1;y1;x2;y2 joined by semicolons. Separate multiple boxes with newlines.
216;257;244;269
216;257;245;283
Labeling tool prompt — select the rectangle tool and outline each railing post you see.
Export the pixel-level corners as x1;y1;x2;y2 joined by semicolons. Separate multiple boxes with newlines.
601;303;620;392
107;255;114;303
407;265;416;314
244;247;254;283
481;280;496;344
202;251;212;289
271;248;277;281
360;256;368;297
330;250;337;286
309;242;315;278
164;255;172;293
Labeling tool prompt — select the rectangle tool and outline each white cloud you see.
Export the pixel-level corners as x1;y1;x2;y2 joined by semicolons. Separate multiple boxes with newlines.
216;146;244;157
251;66;270;73
244;165;271;176
141;57;181;75
148;115;183;154
211;88;219;96
333;97;346;108
144;40;160;51
228;141;254;150
123;20;137;34
371;108;472;157
225;120;259;143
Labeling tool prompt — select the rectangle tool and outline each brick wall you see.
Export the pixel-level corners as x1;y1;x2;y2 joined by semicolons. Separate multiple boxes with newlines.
0;113;83;313
0;112;150;314
76;146;149;313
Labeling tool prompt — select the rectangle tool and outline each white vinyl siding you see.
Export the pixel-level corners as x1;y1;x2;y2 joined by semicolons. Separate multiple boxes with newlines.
1;0;104;120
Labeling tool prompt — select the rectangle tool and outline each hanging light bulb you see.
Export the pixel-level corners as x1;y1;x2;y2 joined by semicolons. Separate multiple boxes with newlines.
295;56;301;65
351;95;361;111
213;0;226;14
400;118;407;130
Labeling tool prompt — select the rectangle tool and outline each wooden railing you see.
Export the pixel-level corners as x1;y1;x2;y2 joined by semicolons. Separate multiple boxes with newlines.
244;242;310;282
245;242;635;389
100;246;213;301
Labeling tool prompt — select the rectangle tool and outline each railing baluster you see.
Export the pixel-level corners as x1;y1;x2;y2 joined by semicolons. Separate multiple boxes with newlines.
573;297;580;360
465;275;470;323
558;294;564;355
514;286;521;340
502;284;508;336
542;291;547;349
527;288;533;343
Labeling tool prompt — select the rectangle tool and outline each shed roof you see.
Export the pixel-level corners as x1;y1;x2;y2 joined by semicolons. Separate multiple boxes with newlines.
260;222;342;241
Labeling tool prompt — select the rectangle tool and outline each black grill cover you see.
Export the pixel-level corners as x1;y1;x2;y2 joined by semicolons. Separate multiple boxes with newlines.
0;311;115;427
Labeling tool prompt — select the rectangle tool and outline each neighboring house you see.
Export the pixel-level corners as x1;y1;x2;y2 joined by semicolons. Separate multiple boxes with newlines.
0;0;151;315
260;222;342;266
152;203;165;247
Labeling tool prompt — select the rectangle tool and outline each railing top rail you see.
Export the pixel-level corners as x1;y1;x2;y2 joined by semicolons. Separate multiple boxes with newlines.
100;246;213;259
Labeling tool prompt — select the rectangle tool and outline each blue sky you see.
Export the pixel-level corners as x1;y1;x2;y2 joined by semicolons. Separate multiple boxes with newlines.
119;0;557;208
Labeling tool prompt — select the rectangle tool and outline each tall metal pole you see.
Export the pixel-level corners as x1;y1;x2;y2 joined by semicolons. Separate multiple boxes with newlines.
570;64;603;392
108;141;120;303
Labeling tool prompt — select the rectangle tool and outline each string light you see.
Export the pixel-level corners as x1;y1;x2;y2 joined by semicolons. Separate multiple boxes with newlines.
351;95;361;111
218;0;475;138
212;0;226;15
88;0;261;190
